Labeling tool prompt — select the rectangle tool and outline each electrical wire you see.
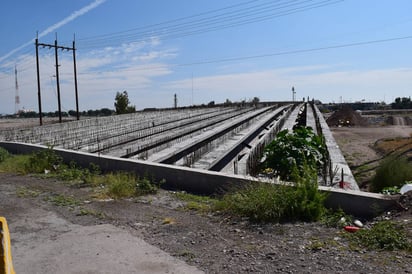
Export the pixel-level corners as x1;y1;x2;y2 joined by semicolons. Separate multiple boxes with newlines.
77;0;343;49
73;34;412;74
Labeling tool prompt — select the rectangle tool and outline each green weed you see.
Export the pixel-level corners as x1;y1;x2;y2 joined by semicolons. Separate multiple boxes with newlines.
47;194;80;207
371;156;412;192
26;147;62;174
0;154;31;174
216;167;326;223
174;192;217;212
0;147;10;163
347;220;411;251
16;186;42;198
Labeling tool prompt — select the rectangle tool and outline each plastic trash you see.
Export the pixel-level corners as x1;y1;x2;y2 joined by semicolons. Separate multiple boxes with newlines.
400;184;412;195
354;220;363;228
344;226;360;233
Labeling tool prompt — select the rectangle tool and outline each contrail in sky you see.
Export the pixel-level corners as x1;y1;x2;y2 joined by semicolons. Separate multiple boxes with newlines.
0;0;106;64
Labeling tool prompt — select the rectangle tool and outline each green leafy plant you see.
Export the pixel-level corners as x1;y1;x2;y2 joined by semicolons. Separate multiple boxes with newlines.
321;208;353;228
348;220;411;251
0;147;10;163
26;147;62;174
262;126;326;181
371;156;412;192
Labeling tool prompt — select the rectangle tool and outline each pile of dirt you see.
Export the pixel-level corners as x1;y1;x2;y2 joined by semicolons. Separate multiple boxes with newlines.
326;106;368;127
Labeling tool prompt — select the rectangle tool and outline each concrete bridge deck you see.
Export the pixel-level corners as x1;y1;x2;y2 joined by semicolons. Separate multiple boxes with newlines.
0;102;357;189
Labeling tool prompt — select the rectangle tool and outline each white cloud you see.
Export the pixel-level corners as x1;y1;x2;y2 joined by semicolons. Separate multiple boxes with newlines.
164;66;412;104
0;0;106;64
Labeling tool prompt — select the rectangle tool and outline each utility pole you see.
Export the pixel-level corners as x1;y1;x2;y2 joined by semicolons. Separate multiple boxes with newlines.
35;36;43;125
292;86;296;102
35;33;79;125
174;93;177;109
54;37;62;123
73;38;80;120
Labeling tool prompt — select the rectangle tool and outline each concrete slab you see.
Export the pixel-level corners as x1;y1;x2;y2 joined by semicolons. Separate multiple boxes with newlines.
10;208;204;274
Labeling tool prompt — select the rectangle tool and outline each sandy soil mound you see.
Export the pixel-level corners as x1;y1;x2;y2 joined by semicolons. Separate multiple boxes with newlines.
327;106;368;127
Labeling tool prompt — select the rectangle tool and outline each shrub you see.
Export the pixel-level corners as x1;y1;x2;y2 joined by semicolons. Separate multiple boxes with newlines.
348;220;411;251
105;172;137;198
104;172;163;198
262;126;326;181
371;156;412;192
26;147;62;174
216;167;326;223
0;147;10;163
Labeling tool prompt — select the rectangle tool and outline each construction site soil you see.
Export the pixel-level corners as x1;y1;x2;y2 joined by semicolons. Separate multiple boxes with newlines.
1;116;412;273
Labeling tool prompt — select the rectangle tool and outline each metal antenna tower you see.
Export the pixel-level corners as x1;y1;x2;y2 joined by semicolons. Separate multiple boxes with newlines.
14;65;20;115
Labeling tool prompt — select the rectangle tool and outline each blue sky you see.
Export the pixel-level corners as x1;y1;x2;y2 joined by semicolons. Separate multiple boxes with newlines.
1;0;412;114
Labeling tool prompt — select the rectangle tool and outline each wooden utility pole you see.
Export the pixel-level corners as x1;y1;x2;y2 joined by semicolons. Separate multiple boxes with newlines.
35;33;79;125
35;37;43;126
73;39;80;120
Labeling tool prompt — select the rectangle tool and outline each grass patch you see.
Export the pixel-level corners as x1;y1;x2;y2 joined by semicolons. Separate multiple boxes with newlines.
0;148;163;199
174;192;218;212
77;208;106;219
16;186;42;198
46;194;80;207
347;220;411;251
0;154;31;174
216;169;326;223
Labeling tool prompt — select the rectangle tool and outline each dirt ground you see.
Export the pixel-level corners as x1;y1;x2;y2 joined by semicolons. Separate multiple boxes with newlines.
331;126;412;189
1;121;412;273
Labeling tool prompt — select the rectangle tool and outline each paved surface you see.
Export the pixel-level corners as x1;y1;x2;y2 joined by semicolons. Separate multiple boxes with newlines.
1;185;203;274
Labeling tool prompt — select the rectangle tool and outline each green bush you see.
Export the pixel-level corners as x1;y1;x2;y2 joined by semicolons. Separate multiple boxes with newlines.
216;167;326;223
262;126;326;181
371;156;412;192
104;172;163;198
0;154;31;174
26;147;62;174
0;147;10;163
348;220;411;251
105;172;137;198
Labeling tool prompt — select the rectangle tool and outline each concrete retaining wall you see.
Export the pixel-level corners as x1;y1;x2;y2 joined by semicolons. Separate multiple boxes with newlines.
0;142;397;218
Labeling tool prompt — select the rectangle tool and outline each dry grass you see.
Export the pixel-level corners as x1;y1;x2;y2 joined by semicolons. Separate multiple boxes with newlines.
374;136;412;156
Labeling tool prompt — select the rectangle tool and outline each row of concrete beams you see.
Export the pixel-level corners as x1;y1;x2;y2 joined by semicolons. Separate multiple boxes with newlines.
77;108;222;152
87;108;242;154
114;107;259;159
151;106;279;165
306;103;318;134
234;105;293;175
208;105;292;172
280;103;303;131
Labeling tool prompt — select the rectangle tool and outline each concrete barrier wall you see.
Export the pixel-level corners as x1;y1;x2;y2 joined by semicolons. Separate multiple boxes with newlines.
0;142;397;218
313;104;359;190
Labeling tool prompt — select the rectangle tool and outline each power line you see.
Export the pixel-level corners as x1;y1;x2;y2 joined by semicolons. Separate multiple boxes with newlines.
75;34;412;74
77;0;343;49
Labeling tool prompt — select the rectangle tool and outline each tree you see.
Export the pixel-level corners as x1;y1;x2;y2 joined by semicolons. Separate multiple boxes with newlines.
114;91;135;114
251;97;260;105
